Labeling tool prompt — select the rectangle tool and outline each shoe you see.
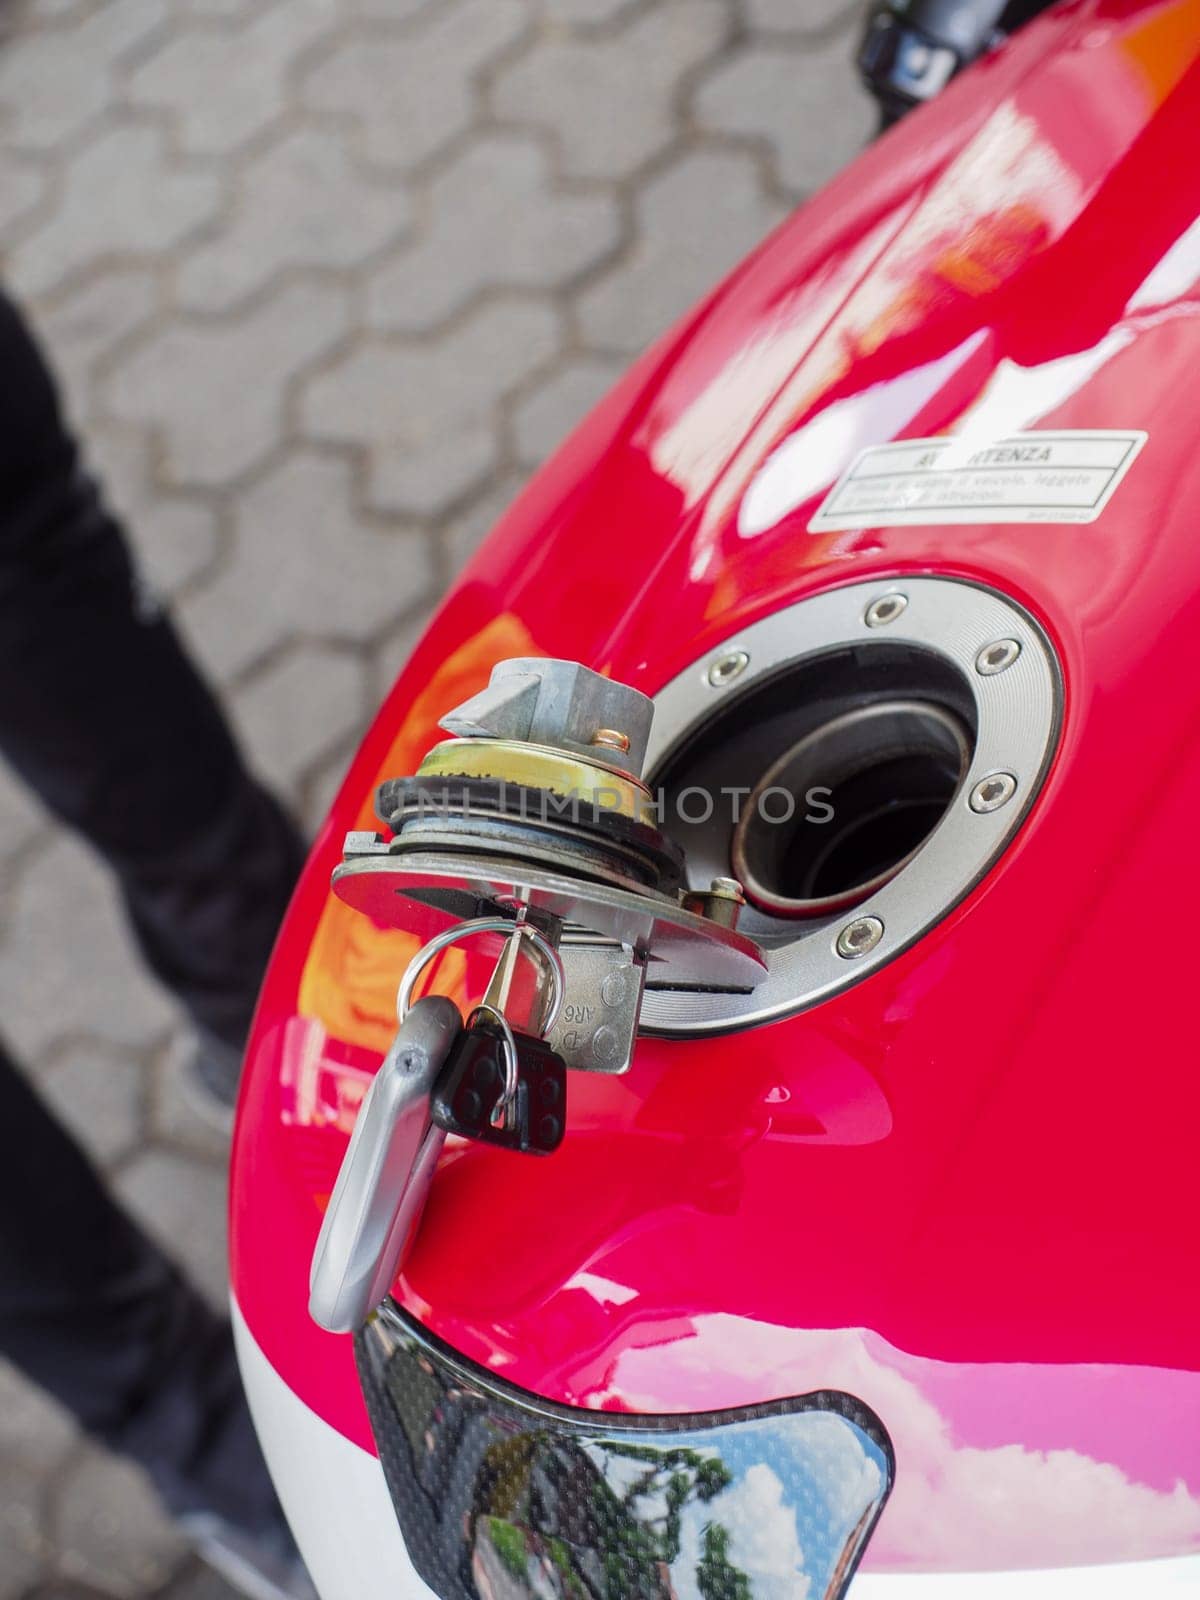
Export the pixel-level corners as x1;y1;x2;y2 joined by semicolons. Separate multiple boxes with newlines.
180;1507;318;1600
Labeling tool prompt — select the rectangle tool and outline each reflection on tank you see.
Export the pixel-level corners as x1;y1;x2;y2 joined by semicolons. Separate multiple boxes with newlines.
356;1305;893;1600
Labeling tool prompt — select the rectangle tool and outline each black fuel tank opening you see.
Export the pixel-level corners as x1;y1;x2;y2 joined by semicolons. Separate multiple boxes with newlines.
733;698;971;917
654;642;976;937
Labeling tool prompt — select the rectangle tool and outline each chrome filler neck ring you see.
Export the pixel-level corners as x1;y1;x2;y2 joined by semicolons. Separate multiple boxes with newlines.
640;576;1061;1035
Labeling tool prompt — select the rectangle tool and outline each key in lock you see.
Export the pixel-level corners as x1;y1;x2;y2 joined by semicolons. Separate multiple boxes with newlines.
309;915;566;1333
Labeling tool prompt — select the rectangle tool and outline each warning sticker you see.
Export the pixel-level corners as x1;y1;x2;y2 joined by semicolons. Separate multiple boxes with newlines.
808;430;1146;532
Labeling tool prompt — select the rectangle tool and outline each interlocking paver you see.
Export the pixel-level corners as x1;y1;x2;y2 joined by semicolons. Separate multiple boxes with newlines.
0;153;48;237
0;1362;71;1600
54;1449;185;1599
34;270;161;424
302;740;362;832
342;0;435;16
6;125;222;298
0;1461;47;1599
368;606;434;703
304;300;561;514
299;0;529;172
177;128;410;313
0;0;167;152
6;0;102;25
127;0;339;157
576;146;789;356
441;469;531;572
87;427;220;600
0;0;869;1588
178;450;433;679
103;281;349;487
551;0;640;24
229;640;369;796
491;0;730;180
1;834;175;1060
694;36;875;195
510;353;625;467
180;0;272;15
76;421;222;605
0;1360;76;1475
747;0;858;32
38;1041;145;1166
113;1149;229;1309
367;135;620;331
148;1034;232;1164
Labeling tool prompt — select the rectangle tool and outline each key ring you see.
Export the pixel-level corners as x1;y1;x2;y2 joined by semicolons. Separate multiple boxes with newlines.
463;1003;520;1129
395;914;566;1032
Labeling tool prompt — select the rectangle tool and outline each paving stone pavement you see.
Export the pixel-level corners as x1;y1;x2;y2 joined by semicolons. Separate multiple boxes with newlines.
0;0;871;1592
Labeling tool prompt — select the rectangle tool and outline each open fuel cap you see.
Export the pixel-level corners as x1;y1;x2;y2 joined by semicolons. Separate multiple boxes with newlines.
331;657;767;1075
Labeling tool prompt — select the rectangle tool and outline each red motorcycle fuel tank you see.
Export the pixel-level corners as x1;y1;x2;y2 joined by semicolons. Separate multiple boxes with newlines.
231;0;1200;1587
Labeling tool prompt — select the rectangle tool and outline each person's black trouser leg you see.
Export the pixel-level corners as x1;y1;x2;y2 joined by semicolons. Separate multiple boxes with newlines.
0;285;304;1521
0;287;305;1050
0;1040;279;1527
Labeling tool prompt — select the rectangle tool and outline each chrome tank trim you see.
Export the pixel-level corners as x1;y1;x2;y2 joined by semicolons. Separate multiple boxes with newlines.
641;576;1061;1033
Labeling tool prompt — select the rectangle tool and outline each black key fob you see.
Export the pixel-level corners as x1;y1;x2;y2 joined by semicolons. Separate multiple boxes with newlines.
431;1021;566;1154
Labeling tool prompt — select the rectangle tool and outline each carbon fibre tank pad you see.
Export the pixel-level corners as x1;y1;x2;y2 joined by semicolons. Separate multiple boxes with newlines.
356;1306;894;1600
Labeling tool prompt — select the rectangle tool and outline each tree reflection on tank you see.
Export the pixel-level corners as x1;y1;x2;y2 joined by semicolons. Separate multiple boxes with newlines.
356;1306;893;1600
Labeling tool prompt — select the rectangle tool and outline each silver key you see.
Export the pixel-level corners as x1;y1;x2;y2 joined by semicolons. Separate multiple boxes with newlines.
308;995;461;1333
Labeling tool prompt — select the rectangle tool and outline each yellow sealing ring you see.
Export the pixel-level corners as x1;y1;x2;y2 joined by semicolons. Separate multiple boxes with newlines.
414;737;654;824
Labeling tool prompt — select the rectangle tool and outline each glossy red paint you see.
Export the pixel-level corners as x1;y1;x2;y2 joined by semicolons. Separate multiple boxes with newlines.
230;0;1200;1571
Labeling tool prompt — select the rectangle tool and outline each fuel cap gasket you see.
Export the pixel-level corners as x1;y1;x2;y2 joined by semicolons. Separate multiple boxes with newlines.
639;575;1062;1035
